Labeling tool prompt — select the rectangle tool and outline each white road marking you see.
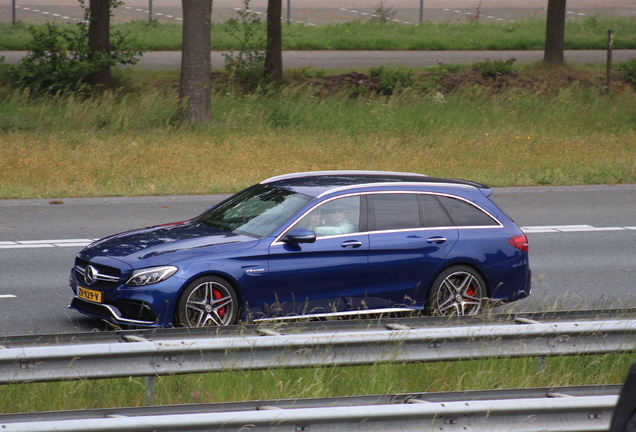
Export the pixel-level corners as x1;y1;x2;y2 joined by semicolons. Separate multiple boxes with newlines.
0;226;634;251
0;239;96;249
0;295;17;299
522;225;636;234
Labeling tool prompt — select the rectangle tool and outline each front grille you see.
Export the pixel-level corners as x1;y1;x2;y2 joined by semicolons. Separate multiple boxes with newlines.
71;297;112;319
75;257;121;290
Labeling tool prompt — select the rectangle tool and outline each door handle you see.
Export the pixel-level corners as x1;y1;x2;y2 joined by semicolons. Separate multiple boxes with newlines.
341;240;363;249
426;236;447;245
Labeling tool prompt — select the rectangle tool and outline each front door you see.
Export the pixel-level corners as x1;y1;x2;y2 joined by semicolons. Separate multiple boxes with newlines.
267;196;369;318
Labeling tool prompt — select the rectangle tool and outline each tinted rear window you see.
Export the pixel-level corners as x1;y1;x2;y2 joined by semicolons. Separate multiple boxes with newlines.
419;194;452;227
371;194;420;231
437;196;498;226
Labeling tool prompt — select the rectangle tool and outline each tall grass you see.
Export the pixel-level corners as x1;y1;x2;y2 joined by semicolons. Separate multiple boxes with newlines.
0;65;635;199
1;16;636;51
1;353;632;413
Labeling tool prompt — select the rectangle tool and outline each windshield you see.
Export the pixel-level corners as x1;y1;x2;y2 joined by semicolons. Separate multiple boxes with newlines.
196;185;313;238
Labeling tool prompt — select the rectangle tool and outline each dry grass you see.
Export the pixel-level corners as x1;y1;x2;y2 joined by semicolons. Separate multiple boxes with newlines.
0;128;634;199
0;64;635;199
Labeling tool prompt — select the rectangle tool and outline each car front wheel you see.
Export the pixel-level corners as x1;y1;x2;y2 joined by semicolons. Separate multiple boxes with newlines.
176;276;239;327
427;266;486;316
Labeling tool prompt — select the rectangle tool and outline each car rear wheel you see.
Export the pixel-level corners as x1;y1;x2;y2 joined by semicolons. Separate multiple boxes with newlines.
176;276;239;327
427;266;486;316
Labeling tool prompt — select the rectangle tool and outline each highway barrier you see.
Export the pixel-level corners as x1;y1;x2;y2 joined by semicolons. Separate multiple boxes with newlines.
1;309;636;384
2;309;636;430
0;384;623;432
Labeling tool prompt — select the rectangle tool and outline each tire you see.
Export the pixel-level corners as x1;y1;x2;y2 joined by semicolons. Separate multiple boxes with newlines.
176;276;239;327
426;266;486;316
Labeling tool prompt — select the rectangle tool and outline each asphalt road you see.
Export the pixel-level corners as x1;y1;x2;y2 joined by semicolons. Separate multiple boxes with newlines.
2;50;636;69
1;184;635;336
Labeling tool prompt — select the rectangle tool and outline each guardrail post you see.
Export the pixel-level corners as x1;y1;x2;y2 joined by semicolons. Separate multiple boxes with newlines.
145;376;156;406
609;359;636;432
537;356;547;373
606;29;613;94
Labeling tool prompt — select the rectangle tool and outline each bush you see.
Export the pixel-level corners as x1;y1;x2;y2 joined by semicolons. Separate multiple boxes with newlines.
222;0;267;90
473;58;517;77
7;23;98;93
6;3;140;94
618;59;636;86
369;67;415;95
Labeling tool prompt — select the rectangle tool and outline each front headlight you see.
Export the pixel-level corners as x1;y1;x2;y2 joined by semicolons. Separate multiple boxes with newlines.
126;266;178;287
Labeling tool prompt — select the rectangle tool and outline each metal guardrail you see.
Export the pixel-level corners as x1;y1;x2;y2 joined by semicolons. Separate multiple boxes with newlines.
0;385;622;431
1;310;634;431
1;309;636;384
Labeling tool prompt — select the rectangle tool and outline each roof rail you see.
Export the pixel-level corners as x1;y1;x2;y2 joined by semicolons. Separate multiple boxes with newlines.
261;170;428;184
316;181;476;198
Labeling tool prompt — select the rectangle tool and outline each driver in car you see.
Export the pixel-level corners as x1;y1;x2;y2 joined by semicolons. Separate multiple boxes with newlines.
313;205;355;236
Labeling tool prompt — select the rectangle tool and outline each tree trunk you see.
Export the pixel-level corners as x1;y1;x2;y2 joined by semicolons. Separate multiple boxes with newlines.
88;0;112;90
179;0;212;122
264;0;283;80
544;0;567;65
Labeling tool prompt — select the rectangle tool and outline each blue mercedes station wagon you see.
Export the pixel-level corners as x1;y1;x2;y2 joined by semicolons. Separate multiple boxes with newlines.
69;171;531;328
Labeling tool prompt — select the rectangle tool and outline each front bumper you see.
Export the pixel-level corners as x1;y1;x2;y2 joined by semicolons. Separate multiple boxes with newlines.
68;297;159;326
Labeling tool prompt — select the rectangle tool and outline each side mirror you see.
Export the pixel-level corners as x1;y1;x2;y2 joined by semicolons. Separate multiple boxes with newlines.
283;227;316;244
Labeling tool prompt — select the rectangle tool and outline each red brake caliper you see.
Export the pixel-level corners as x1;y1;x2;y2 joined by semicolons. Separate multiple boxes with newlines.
213;288;225;317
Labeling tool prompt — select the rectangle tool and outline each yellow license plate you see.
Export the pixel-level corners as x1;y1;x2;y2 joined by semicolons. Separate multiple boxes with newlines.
78;286;103;303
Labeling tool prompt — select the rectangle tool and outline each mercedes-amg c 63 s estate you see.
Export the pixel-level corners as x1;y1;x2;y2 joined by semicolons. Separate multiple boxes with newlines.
69;171;531;328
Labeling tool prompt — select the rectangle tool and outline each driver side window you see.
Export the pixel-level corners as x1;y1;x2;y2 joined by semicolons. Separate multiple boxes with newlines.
298;196;361;237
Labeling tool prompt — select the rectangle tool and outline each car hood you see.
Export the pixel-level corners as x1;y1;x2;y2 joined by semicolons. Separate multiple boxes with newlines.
79;221;259;262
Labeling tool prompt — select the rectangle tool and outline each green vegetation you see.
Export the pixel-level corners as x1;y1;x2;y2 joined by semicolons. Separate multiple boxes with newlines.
5;22;140;93
0;353;633;413
474;58;518;77
1;16;636;51
618;58;636;85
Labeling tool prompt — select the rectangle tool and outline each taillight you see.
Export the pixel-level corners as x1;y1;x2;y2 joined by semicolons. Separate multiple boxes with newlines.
508;234;529;252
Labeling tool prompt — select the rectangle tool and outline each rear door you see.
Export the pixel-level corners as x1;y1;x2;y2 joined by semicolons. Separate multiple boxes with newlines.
366;193;458;310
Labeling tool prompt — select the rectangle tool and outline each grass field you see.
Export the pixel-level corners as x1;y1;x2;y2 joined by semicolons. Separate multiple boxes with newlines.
1;15;636;51
0;62;635;199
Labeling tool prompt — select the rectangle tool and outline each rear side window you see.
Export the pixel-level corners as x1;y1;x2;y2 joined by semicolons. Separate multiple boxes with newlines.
371;194;420;231
437;196;499;226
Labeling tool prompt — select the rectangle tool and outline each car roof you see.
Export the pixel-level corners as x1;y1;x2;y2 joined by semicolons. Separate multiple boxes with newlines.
260;171;489;198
